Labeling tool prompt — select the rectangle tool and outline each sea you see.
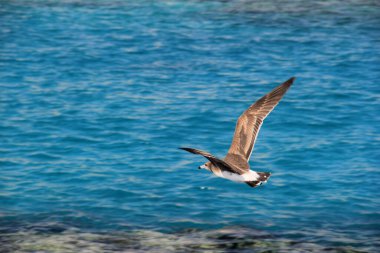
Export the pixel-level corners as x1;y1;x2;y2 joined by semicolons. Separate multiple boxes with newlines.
0;0;379;252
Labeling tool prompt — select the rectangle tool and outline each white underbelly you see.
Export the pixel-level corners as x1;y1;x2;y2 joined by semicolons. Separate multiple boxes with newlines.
220;170;259;182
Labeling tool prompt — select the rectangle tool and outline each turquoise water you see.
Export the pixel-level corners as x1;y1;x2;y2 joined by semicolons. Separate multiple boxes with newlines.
1;0;379;252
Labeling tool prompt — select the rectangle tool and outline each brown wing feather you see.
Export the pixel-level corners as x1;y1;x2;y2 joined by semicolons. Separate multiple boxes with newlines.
225;77;295;167
179;147;246;174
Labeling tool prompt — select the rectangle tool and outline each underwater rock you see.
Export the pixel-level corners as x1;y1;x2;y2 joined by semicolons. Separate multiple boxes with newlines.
0;224;369;253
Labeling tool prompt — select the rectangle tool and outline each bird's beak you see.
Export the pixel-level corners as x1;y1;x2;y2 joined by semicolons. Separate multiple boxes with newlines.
198;166;202;169
199;165;206;170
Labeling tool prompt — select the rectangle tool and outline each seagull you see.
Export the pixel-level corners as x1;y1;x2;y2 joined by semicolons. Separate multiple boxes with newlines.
180;77;295;188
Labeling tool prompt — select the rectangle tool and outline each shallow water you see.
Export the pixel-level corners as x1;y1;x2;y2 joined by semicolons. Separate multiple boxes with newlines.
1;0;379;252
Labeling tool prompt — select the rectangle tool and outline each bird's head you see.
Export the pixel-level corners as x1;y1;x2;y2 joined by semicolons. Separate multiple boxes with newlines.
198;161;212;171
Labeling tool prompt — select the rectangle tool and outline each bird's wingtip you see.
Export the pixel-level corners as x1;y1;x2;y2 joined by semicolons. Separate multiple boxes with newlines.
288;76;296;83
179;147;196;154
282;77;296;87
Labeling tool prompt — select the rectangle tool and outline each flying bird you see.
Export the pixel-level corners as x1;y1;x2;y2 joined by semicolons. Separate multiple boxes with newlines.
180;77;295;188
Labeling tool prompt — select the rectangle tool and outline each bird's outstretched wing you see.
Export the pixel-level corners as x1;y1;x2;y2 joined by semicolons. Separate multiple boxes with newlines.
179;147;246;174
225;77;295;167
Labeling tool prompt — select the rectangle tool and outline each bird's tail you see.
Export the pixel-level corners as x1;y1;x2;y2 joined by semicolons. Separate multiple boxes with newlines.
245;172;271;188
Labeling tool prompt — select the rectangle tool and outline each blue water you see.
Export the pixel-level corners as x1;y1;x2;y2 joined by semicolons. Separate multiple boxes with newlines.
1;0;379;252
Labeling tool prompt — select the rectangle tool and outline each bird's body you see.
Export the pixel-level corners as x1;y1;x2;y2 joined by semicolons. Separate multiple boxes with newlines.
180;77;295;188
221;170;259;182
199;163;259;182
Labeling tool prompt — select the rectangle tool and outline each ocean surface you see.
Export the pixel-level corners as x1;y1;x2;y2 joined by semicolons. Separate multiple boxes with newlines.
1;0;379;252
